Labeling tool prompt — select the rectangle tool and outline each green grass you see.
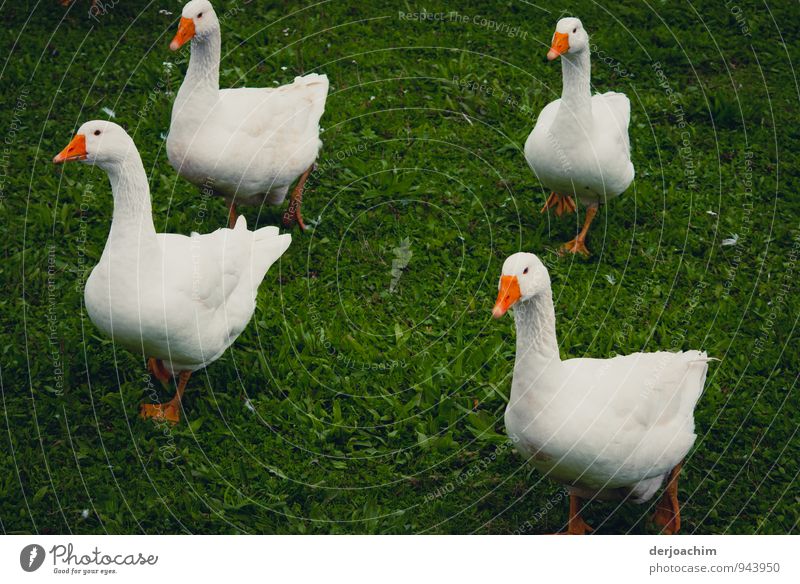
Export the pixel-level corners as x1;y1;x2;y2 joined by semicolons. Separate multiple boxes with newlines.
1;0;798;534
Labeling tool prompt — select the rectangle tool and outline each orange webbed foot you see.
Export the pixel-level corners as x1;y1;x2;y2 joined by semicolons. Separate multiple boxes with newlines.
140;402;181;424
555;518;594;535
541;192;576;217
560;237;590;257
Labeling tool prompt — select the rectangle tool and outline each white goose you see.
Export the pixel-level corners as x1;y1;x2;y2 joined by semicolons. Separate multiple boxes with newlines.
167;0;329;230
493;253;709;534
525;17;634;256
53;121;291;423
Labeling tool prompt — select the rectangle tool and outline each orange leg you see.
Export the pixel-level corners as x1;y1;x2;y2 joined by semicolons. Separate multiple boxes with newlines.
228;202;238;229
541;192;576;217
652;462;683;534
282;163;314;231
561;204;598;257
140;370;192;424
147;357;171;385
556;495;594;535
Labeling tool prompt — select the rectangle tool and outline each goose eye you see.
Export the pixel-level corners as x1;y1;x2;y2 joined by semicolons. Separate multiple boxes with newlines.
198;12;203;18
94;130;101;136
572;28;577;33
523;267;529;275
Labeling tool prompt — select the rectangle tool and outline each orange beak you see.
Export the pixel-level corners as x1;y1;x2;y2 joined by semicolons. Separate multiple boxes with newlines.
53;134;87;164
170;17;195;51
492;275;522;319
547;31;570;61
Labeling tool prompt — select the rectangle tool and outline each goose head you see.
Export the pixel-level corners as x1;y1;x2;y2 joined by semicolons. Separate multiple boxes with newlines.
170;0;219;51
53;121;136;171
492;252;551;318
547;17;589;61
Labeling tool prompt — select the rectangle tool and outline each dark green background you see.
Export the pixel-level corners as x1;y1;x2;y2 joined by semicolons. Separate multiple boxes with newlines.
0;0;797;534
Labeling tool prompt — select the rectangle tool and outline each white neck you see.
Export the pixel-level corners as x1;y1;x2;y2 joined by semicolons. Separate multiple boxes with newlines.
555;49;593;128
174;30;220;113
513;291;560;360
508;290;561;405
102;152;156;240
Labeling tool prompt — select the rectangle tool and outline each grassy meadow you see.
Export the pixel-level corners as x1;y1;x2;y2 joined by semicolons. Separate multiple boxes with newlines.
0;0;798;534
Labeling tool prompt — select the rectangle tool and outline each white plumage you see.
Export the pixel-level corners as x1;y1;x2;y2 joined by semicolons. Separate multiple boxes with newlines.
524;17;634;255
525;92;634;202
507;349;707;502
55;120;290;421
167;0;328;227
85;217;289;374
493;252;709;533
